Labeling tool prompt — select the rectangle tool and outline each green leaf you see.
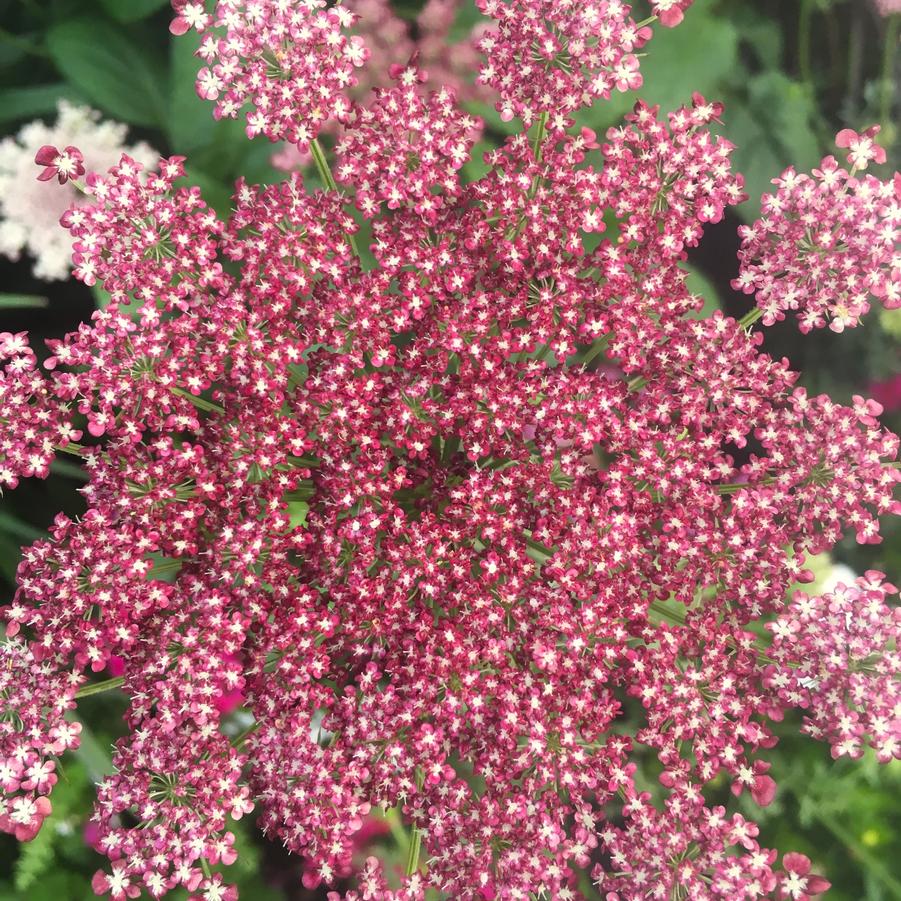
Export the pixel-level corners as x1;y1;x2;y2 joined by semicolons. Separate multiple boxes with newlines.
449;0;484;43
14;808;57;892
183;163;233;218
0;534;21;582
681;265;722;320
50;458;89;481
0;511;44;542
0;293;48;309
14;763;88;892
574;0;739;132
90;282;114;310
72;719;115;782
168;30;255;178
46;19;167;127
288;501;309;529
94;0;170;23
168;27;215;152
466;101;520;136
726;72;821;221
462;140;493;183
728;4;784;70
0;84;76;124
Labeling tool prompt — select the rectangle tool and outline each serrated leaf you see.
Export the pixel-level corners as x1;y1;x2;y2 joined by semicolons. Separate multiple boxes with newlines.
13;817;56;892
46;19;167;127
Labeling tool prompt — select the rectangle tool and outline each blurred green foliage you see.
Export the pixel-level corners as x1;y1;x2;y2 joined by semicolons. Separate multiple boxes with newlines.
0;0;899;897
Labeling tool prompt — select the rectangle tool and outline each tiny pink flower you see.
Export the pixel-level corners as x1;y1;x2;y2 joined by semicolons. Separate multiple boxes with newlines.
780;853;831;900
836;125;887;169
34;144;84;184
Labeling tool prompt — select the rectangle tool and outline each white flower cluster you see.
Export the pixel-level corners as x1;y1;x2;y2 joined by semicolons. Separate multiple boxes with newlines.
0;101;157;281
873;0;901;16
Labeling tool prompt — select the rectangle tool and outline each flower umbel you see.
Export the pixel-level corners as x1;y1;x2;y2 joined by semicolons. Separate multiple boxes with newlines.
0;1;898;899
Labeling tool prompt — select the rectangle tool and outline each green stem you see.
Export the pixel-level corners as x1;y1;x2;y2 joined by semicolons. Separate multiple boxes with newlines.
627;375;648;392
0;294;48;309
799;0;815;90
738;307;764;329
845;4;864;120
54;442;90;458
526;111;550;203
231;721;259;749
531;111;549;162
386;808;409;854
880;15;899;139
310;137;339;192
309;138;360;259
816;812;901;896
170;386;224;414
405;823;423;876
75;676;124;699
404;768;426;877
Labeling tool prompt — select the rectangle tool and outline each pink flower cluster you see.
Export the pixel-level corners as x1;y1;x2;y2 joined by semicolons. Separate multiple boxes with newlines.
766;571;901;763
0;637;82;842
346;0;485;107
0;1;897;899
0;330;81;489
272;0;488;172
34;143;85;184
335;65;480;221
601;95;746;259
652;0;694;28
734;128;899;332
175;0;368;146
475;0;653;123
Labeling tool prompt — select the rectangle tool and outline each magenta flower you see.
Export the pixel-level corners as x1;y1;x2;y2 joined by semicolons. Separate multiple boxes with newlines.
779;853;831;900
34;144;84;184
169;0;210;35
654;0;695;27
836;125;887;169
0;794;52;842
